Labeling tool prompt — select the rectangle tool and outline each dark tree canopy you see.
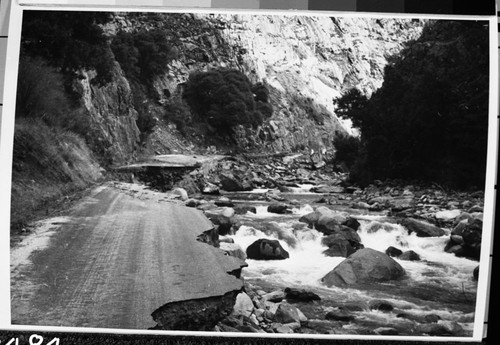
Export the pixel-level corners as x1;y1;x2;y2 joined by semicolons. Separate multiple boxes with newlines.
111;29;178;81
334;20;489;189
21;11;114;85
183;69;273;135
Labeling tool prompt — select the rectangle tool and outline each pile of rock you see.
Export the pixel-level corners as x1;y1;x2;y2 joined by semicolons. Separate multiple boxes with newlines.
445;214;483;261
217;286;319;334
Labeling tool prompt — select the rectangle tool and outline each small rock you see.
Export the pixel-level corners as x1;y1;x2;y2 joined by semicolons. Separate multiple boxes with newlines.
215;197;234;207
232;292;254;318
234;206;257;215
374;327;399;335
202;182;220;195
267;203;289;214
342;217;361;231
369;299;394;312
424;314;441;323
385;246;403;257
417;323;452;336
185;199;199;207
274;302;301;324
172;187;188;201
473;265;479;280
219;235;234;244
435;209;461;221
401;218;445;237
325;310;355;322
399;250;421;261
274;324;294;334
263;290;285;303
438;320;463;335
284;287;321;302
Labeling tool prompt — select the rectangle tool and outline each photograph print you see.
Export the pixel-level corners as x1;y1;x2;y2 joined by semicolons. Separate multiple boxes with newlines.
8;7;493;339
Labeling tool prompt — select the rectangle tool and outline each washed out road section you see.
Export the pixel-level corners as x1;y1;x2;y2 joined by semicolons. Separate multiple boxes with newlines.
11;182;244;330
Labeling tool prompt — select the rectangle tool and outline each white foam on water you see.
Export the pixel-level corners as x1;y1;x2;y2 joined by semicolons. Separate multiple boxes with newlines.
358;220;478;290
291;204;314;216
289;184;316;193
232;225;344;288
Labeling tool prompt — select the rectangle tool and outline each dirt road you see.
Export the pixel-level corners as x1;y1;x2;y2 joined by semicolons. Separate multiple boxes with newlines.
10;182;245;330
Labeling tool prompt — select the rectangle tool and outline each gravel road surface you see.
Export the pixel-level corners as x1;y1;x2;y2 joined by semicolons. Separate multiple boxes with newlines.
11;182;244;330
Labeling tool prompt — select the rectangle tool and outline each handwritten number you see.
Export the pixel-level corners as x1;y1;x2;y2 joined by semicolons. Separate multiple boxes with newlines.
47;338;60;345
6;338;19;345
29;335;43;345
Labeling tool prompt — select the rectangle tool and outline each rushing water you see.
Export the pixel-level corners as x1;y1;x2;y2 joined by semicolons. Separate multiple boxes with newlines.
227;188;478;336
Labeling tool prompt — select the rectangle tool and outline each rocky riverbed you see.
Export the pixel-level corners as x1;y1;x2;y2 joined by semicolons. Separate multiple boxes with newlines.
134;153;483;336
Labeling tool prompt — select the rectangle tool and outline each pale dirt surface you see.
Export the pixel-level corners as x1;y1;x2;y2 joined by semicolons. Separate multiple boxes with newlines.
10;182;244;330
116;154;227;171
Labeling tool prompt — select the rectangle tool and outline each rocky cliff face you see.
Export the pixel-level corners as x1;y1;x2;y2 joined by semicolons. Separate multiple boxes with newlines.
92;13;424;159
218;15;424;152
73;66;140;166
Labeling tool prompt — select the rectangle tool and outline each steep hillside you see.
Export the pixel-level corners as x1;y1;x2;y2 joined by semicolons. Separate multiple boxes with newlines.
104;13;424;155
11;12;425;229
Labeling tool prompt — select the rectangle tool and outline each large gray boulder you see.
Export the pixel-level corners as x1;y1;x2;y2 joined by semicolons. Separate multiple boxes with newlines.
219;173;253;192
246;239;290;260
401;218;446;237
321;248;406;287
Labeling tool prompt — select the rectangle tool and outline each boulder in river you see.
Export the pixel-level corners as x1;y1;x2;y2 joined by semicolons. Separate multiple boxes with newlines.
220;173;253;192
310;185;344;194
246;239;290;260
234;205;257;215
325;310;355;322
322;238;360;258
400;218;446;237
399;250;421;261
342;217;361;231
267;203;289;214
385;246;403;257
446;218;482;260
321;248;406;287
261;222;297;248
299;211;320;227
284;287;321;302
202;182;220;195
215;197;234;207
369;299;394;312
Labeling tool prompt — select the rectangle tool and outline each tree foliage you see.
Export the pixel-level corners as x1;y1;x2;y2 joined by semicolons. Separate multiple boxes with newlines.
21;11;114;85
334;20;489;188
111;29;178;81
183;69;273;135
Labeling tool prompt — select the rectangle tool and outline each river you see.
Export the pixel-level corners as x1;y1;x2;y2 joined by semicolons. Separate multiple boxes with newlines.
222;185;478;336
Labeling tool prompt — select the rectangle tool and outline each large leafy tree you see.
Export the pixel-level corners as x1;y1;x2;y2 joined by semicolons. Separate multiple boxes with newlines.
21;11;114;85
183;69;273;135
334;20;489;188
